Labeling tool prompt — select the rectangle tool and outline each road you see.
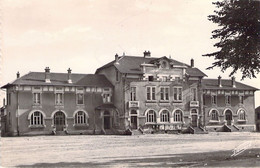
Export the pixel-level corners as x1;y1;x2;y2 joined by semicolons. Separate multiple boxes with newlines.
1;132;260;167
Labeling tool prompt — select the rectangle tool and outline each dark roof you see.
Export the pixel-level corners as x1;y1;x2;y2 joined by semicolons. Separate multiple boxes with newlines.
186;67;207;77
202;79;258;90
1;72;113;88
76;74;113;87
96;55;206;77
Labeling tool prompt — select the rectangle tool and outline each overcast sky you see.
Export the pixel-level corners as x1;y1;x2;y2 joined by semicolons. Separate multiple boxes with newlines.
0;0;259;107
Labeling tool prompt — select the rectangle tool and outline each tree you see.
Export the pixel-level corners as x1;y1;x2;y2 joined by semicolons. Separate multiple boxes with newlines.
203;0;260;79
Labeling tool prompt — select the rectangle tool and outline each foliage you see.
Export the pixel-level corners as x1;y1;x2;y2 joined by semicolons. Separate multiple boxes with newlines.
204;0;260;79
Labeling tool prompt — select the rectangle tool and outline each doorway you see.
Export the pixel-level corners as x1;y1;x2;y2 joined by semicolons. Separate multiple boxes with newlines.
104;111;111;129
54;111;66;131
130;110;138;129
225;110;232;125
191;115;198;127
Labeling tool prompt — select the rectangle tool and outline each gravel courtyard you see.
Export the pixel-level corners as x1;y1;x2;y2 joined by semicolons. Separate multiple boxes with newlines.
1;132;260;167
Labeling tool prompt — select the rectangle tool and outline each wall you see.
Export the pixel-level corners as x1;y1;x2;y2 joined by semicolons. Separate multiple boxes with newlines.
96;66;126;130
4;85;112;136
125;79;201;129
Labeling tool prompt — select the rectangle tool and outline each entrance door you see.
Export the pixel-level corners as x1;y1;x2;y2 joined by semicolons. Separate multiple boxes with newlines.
225;110;232;125
191;115;198;127
54;111;65;131
131;116;138;129
130;110;138;129
104;111;110;129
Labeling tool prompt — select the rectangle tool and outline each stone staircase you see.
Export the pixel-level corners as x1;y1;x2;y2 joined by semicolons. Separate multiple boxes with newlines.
185;126;208;134
101;128;119;135
223;124;240;132
55;131;67;135
131;128;144;135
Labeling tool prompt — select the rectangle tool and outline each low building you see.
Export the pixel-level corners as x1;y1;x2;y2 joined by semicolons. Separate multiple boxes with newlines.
1;68;118;136
202;77;257;132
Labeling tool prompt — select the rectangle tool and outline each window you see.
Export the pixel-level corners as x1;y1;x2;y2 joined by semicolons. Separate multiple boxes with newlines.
116;70;119;81
173;110;183;122
175;77;180;82
30;111;44;126
239;96;244;104
130;87;136;101
33;93;41;105
103;94;111;103
147;87;156;101
211;110;219;121
146;110;156;123
161;61;167;68
8;112;11;125
226;95;231;105
55;93;63;105
160;87;169;101
173;87;182;101
238;109;246;120
160;110;170;122
75;111;87;124
191;88;197;101
7;93;11;105
162;76;167;82
211;95;217;105
77;93;84;105
148;76;154;81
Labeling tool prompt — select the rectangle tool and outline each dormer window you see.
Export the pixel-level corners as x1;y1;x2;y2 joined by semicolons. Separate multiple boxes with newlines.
161;61;167;69
148;76;154;81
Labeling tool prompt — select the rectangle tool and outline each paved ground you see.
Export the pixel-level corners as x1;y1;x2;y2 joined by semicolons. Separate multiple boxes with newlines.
1;132;260;167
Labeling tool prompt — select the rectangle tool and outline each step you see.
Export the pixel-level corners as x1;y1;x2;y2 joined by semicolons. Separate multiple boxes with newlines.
131;129;143;135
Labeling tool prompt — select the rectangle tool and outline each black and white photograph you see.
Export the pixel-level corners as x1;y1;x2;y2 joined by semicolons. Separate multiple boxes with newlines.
0;0;259;167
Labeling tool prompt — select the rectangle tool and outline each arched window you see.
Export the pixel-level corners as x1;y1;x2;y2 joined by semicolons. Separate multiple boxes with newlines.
174;110;183;122
75;111;88;124
30;111;44;125
211;110;219;121
146;110;156;123
160;110;170;122
238;109;246;120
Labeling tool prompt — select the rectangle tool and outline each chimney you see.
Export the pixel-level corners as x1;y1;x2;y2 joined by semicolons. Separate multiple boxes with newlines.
16;71;20;78
231;76;236;88
67;68;72;83
143;50;151;57
218;75;222;87
190;59;194;67
115;53;119;62
45;67;51;83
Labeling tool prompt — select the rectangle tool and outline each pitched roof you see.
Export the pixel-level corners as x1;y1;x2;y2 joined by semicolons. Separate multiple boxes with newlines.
1;72;113;88
186;67;207;77
202;78;258;90
76;74;113;87
96;55;206;77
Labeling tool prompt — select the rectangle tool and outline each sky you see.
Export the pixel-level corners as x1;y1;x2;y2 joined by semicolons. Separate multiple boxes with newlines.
0;0;259;107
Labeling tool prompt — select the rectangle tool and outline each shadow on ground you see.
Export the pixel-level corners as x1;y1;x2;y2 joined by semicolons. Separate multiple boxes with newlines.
19;148;260;167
